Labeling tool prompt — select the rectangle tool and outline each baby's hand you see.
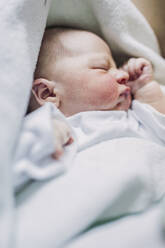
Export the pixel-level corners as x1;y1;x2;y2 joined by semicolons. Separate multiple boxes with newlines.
122;58;153;94
52;119;73;159
122;58;165;114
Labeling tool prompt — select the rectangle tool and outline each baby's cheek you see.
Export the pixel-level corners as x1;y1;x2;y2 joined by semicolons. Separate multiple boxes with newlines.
99;80;119;103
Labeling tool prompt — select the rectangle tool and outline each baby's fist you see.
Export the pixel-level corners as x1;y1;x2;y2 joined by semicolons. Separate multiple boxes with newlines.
52;119;73;159
122;58;153;94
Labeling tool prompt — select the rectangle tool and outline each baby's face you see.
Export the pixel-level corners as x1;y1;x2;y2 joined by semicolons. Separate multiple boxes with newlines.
52;31;131;116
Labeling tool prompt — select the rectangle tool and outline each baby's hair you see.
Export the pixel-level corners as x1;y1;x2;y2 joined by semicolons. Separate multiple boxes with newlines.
34;27;72;80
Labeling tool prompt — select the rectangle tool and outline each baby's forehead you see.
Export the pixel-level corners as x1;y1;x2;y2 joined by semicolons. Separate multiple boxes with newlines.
55;29;111;57
39;28;114;79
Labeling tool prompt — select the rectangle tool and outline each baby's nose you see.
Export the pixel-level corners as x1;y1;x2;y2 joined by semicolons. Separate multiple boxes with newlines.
115;70;129;85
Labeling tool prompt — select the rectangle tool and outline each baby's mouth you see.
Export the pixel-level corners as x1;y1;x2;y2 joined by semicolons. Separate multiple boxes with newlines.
115;87;132;110
118;88;131;103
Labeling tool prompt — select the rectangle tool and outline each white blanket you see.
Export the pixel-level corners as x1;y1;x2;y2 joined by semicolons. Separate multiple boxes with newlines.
14;103;77;191
15;101;165;248
0;1;51;246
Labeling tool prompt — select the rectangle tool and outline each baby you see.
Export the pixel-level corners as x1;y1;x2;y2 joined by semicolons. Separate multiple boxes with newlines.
29;27;165;156
31;27;165;115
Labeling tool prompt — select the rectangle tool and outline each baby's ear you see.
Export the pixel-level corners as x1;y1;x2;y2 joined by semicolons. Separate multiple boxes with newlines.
32;78;60;107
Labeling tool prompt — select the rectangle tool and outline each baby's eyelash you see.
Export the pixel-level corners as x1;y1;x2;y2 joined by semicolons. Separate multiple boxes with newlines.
92;64;110;70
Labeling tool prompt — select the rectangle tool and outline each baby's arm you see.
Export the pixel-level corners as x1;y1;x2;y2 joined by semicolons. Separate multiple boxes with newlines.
122;58;165;114
52;119;73;159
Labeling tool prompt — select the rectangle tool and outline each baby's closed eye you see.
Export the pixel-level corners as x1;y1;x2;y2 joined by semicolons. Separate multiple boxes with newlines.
91;61;110;71
89;55;111;71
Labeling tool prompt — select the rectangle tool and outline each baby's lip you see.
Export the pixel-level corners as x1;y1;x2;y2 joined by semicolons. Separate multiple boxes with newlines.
115;87;132;110
117;87;131;104
120;87;131;97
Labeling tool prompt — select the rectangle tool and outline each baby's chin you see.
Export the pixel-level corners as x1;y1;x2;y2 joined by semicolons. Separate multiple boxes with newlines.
114;94;132;111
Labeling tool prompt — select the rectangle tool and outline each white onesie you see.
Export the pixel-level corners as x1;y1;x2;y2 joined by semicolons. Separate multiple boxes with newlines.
68;100;165;152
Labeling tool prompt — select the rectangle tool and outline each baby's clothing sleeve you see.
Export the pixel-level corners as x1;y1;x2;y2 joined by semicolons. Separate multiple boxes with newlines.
132;100;165;145
13;103;77;192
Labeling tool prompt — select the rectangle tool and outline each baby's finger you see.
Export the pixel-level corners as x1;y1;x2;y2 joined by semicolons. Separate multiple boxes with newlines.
127;58;137;79
52;136;74;160
143;61;153;76
122;63;129;72
135;58;148;75
53;119;71;144
65;136;74;145
52;145;64;160
60;127;72;146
